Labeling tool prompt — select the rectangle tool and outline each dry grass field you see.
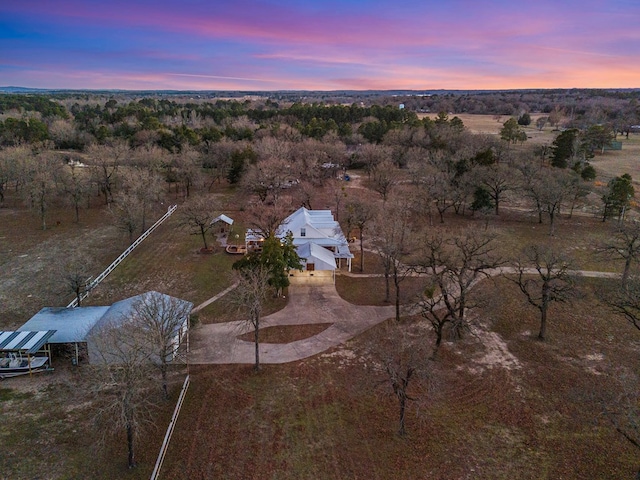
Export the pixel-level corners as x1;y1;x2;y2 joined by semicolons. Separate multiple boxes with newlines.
1;121;640;478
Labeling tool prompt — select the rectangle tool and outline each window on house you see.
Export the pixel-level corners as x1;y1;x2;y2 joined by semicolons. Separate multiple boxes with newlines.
300;228;306;237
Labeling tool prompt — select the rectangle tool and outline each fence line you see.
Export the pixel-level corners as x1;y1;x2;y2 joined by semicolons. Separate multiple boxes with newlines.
150;374;190;480
67;204;177;308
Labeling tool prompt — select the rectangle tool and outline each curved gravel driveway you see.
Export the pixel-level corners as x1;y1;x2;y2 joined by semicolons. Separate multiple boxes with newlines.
188;283;394;364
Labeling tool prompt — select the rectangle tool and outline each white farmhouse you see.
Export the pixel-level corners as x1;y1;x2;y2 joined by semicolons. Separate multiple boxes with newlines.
276;207;353;282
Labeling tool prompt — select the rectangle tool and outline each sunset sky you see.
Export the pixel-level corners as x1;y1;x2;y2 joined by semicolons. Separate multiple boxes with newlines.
1;0;639;91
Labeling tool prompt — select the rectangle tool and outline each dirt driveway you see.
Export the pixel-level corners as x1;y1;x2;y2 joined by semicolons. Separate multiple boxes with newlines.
188;283;394;364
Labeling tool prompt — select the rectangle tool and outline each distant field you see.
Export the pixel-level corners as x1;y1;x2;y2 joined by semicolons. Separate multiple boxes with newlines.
421;113;640;183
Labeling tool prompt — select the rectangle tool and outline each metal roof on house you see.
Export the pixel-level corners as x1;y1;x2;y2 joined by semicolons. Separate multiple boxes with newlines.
277;207;353;259
0;330;57;354
296;242;338;271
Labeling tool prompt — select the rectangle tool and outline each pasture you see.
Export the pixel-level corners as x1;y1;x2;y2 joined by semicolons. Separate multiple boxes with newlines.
0;118;639;478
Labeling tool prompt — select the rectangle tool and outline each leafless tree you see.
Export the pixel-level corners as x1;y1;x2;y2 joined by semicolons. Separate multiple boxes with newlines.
0;145;30;205
170;145;201;199
130;292;192;399
87;141;129;205
517;160;547;224
597;220;640;287
372;199;415;321
357;143;391;178
600;278;640;332
246;201;292;239
59;163;90;223
424;169;457;224
179;196;215;250
415;229;501;354
241;156;293;205
327;178;348;222
362;322;433;436
112;192;143;244
538;171;571;236
120;168;165;232
231;265;271;371
88;321;158;469
508;244;574;341
58;253;97;306
477;164;513;216
344;199;377;272
203;138;239;188
369;159;399;202
22;151;61;230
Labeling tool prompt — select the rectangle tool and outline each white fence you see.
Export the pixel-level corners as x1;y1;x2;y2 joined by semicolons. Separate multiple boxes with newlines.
150;374;190;480
67;205;177;308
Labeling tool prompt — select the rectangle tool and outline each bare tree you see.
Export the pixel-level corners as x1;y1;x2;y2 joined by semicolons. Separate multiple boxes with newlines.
241;156;293;205
370;159;399;202
327;178;348;222
517;159;546;223
372;199;415;321
22;151;61;230
477;164;513;216
597;220;640;287
179;196;214;250
58;253;96;306
87;141;128;205
538;171;572;236
0;145;30;205
112;192;144;244
415;229;501;354
344;199;377;272
170;145;201;199
231;265;271;371
130;292;192;399
59;163;90;223
364;323;433;436
357;143;391;178
429;175;456;224
596;372;640;479
88;321;157;469
600;278;640;332
508;244;574;341
246;201;292;239
121;168;165;233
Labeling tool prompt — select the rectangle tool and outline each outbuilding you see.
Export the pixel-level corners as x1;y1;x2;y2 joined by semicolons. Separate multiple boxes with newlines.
19;292;193;365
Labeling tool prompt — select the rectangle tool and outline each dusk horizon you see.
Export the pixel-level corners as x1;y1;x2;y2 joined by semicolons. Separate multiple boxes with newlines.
2;0;640;91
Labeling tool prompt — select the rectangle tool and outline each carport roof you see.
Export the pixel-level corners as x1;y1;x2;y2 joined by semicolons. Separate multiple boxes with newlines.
0;330;57;354
19;306;109;344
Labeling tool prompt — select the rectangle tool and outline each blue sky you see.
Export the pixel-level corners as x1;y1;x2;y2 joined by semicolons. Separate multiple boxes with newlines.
1;0;639;90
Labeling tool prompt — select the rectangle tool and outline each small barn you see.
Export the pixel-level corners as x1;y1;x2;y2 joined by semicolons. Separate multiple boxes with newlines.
19;292;193;365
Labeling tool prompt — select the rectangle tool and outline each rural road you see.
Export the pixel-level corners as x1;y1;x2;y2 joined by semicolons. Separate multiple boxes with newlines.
188;269;620;365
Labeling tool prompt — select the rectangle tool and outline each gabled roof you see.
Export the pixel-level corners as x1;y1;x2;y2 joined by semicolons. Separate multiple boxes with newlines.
210;214;234;225
276;207;354;260
296;242;337;271
19;292;193;344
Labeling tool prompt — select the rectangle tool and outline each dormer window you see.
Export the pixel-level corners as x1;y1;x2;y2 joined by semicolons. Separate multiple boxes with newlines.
300;228;306;237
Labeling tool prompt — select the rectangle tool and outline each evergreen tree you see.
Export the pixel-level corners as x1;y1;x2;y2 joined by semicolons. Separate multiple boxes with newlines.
233;232;303;296
550;129;579;168
602;174;635;221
